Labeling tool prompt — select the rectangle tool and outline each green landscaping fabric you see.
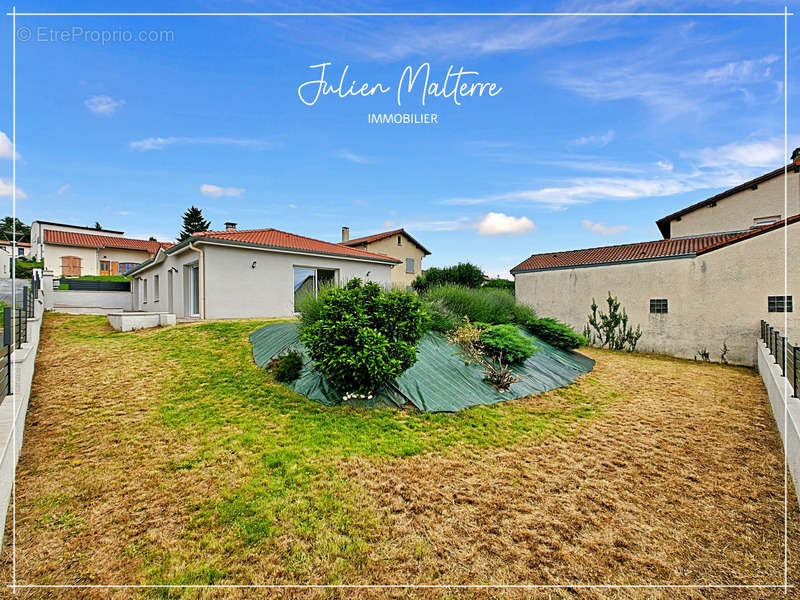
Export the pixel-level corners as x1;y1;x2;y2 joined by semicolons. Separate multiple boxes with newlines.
249;322;595;413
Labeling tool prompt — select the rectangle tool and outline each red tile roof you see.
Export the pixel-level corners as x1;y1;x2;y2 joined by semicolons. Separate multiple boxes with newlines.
343;228;432;255
510;233;739;273
194;228;402;263
44;229;172;254
0;240;30;247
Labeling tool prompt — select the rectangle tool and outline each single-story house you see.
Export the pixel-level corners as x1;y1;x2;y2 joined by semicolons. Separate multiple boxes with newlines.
127;223;401;319
30;221;171;277
512;156;800;366
340;227;431;288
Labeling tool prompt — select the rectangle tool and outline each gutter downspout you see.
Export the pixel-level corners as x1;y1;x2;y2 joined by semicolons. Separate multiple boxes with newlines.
186;241;205;319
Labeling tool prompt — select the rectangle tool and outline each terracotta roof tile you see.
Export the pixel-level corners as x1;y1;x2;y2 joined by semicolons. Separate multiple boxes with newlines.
196;228;402;263
510;233;739;273
343;228;432;256
44;229;172;253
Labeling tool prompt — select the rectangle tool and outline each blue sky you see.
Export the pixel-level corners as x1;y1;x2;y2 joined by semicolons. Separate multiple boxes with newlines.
0;1;796;276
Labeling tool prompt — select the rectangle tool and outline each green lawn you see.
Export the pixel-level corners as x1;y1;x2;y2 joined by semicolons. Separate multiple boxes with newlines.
11;315;791;596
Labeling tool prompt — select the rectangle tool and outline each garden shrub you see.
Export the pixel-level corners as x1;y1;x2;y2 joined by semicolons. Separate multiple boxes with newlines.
266;350;304;383
448;318;522;391
583;293;642;352
411;262;484;293
524;317;586;350
479;324;538;364
420;285;535;332
300;279;426;396
482;278;515;293
14;260;42;279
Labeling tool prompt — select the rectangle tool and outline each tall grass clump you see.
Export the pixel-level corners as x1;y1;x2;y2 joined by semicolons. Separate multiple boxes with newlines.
420;285;535;332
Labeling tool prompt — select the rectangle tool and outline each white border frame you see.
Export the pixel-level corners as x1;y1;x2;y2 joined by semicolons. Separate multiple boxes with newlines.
5;6;794;595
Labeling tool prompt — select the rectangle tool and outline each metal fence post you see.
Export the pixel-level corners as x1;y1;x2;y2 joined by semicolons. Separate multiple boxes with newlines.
22;285;29;318
2;307;9;348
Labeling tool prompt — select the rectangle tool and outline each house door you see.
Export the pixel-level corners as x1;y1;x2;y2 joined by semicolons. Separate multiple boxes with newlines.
167;269;174;313
61;256;81;277
189;265;200;317
99;260;111;276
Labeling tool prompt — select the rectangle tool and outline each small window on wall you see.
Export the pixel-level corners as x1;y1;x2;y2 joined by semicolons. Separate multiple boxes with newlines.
154;275;160;302
768;295;793;312
119;263;137;274
650;298;668;314
754;215;780;228
405;258;415;274
397;235;402;246
143;279;148;304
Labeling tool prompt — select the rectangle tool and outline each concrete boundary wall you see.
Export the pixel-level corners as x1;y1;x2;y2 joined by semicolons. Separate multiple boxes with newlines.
758;341;800;506
0;294;44;550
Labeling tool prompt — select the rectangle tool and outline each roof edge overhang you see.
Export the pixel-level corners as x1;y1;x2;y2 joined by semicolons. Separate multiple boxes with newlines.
343;229;432;256
511;253;696;275
129;236;401;277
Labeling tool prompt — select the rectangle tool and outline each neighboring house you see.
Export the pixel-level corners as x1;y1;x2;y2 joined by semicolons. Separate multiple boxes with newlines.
340;227;431;288
0;241;31;278
30;221;170;277
128;223;400;320
512;157;800;366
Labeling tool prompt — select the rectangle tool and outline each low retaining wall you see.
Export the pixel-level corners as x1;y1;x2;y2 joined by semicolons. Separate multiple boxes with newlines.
0;294;44;550
108;311;176;332
46;289;132;314
757;341;800;506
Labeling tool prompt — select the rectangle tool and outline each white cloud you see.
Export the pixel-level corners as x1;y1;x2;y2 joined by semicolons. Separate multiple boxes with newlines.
129;136;272;151
336;149;372;164
57;184;71;195
475;212;535;236
685;137;785;169
0;131;19;159
582;219;629;235
404;218;470;232
0;178;26;199
573;130;615;147
201;184;245;197
382;219;395;228
656;160;674;171
84;95;125;115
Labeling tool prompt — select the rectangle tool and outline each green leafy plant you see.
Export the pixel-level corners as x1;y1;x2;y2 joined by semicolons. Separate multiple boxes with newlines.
14;260;43;279
696;347;710;362
300;279;426;396
266;350;304;383
482;278;515;293
447;318;522;391
720;342;729;365
478;324;538;364
583;293;643;352
411;263;485;293
420;285;535;332
524;317;586;350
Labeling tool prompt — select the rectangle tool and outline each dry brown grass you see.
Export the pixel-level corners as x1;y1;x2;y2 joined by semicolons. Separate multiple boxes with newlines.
1;315;797;600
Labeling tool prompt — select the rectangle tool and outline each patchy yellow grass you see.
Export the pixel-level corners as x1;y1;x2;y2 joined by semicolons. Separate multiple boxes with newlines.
1;314;797;600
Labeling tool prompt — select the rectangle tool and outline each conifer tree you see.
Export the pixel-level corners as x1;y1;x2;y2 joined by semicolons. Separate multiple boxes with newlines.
178;206;211;241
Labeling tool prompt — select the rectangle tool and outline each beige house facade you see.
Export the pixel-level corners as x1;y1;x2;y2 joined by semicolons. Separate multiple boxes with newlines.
340;227;431;288
513;159;800;366
128;225;399;320
30;221;168;277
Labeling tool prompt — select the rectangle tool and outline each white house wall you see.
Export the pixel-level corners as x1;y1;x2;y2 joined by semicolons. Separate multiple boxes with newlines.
202;244;393;319
515;222;799;366
132;244;394;319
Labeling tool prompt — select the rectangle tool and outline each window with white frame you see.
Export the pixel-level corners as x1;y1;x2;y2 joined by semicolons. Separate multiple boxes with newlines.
154;275;160;302
293;266;337;311
143;279;148;304
649;298;668;314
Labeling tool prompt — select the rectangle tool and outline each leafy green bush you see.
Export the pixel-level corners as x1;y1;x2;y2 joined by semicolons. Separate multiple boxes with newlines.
524;317;586;350
266;350;304;383
300;279;426;396
482;278;515;293
478;324;538;364
420;285;535;332
14;260;42;279
411;262;484;293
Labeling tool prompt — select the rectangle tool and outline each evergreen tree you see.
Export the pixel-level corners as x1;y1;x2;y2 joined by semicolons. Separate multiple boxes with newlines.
94;221;102;230
178;206;211;241
0;217;30;242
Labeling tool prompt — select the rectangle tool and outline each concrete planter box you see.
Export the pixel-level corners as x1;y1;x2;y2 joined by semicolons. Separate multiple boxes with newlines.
108;311;176;332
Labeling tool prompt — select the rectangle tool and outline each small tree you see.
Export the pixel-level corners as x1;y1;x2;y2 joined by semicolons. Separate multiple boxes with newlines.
178;206;211;241
583;292;642;352
94;221;102;230
0;217;30;242
411;262;484;293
